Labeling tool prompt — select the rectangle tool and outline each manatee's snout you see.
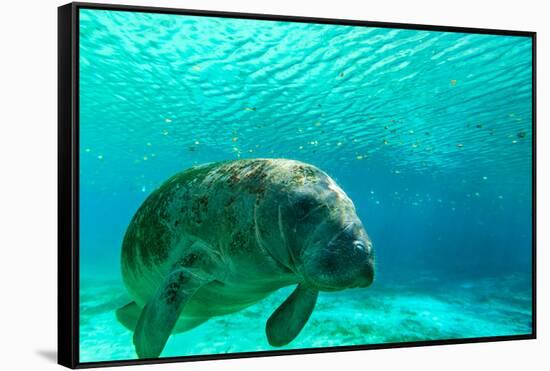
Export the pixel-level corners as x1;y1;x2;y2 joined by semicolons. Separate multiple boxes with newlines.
345;238;374;288
302;220;374;291
327;223;374;288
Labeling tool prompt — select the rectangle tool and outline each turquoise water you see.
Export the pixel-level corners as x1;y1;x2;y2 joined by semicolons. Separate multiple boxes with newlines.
78;9;533;363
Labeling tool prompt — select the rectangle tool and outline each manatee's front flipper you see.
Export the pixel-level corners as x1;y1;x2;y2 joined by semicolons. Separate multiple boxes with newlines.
133;269;209;359
116;302;141;331
266;284;319;347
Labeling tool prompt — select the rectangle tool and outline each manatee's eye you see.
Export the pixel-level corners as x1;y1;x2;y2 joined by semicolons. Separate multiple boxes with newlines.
294;196;317;219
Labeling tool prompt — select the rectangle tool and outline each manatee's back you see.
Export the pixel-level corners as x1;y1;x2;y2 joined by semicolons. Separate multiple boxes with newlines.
120;162;220;304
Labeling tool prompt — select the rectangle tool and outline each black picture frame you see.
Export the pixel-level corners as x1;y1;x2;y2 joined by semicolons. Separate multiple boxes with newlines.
58;2;537;368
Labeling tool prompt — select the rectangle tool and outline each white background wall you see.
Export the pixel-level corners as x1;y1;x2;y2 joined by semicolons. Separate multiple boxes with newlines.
0;0;546;370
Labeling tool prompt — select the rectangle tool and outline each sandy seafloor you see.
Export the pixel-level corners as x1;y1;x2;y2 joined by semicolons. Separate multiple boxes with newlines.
79;274;532;362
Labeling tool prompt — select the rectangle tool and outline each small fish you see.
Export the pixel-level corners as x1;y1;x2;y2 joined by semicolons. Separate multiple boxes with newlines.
457;143;464;148
517;131;527;138
244;107;256;112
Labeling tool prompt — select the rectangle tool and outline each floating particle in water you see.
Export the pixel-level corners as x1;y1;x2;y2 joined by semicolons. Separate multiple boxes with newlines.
162;130;169;136
232;147;239;152
97;154;103;160
146;142;152;147
370;190;375;195
457;143;464;148
375;200;380;205
451;207;456;211
412;143;419;148
450;79;457;86
512;140;518;144
84;148;91;153
482;176;488;180
476;124;483;129
192;65;202;72
394;170;401;174
299;145;304;150
194;140;200;145
151;153;156;158
437;199;442;203
498;195;504;199
408;130;415;134
383;139;389;145
474;192;480;197
244;107;256;112
143;155;148;161
165;118;172;123
248;149;254;153
412;202;419;206
384;125;389;130
517;131;527;138
509;113;516;117
309;140;319;146
232;137;239;142
141;185;146;193
356;155;364;160
314;121;322;127
336;142;343;147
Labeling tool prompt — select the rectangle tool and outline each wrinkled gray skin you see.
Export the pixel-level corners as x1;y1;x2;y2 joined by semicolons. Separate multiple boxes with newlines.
116;159;374;359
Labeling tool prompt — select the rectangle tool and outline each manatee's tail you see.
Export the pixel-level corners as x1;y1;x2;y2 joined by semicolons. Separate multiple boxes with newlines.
116;302;141;331
131;268;211;359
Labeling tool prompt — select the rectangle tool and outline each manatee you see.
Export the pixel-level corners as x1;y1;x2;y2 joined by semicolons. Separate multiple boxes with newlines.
116;158;375;358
